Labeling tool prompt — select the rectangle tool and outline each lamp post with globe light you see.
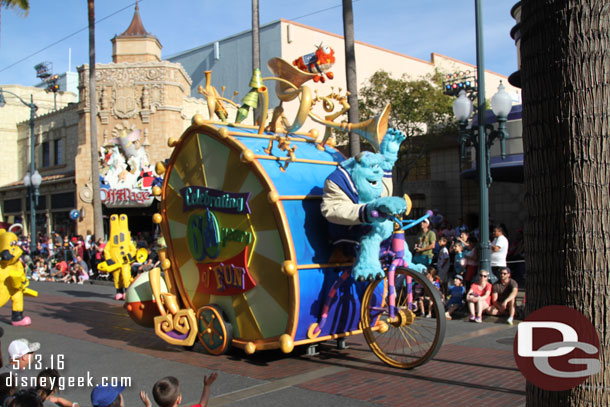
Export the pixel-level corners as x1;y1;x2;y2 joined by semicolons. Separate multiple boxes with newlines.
0;88;41;241
453;81;513;272
23;170;42;243
449;0;515;273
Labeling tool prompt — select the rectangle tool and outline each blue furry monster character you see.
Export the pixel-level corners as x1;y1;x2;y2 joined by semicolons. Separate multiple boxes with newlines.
321;128;408;280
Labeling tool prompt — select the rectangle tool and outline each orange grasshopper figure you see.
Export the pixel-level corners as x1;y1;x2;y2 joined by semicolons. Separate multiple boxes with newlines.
293;44;336;83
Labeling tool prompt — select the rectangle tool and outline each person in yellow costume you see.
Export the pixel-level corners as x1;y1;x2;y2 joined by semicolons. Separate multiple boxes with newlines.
98;214;141;300
0;228;38;326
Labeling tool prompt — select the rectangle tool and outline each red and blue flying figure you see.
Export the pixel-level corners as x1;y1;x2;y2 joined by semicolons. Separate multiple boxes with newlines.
293;43;336;83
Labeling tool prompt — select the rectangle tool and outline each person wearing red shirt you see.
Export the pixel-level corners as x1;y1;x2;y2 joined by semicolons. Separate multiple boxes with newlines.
466;270;492;323
50;261;68;280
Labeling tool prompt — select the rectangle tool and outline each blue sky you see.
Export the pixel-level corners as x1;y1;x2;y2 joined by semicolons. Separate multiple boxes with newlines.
0;0;518;87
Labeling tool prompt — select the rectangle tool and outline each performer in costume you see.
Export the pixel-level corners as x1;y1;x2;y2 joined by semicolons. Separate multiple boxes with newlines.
321;128;407;280
0;228;38;325
98;214;139;300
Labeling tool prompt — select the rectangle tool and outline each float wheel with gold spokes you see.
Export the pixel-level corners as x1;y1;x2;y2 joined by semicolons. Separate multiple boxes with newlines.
197;304;233;355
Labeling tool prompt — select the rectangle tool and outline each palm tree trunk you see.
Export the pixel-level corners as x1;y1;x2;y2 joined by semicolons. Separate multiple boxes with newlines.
88;0;104;240
252;0;260;121
521;1;610;405
342;0;360;157
252;0;260;71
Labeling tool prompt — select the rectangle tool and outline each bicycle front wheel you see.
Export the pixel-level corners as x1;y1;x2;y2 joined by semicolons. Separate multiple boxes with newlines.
361;267;446;369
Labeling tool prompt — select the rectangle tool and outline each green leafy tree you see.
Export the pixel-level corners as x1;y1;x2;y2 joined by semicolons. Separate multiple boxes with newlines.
358;70;456;192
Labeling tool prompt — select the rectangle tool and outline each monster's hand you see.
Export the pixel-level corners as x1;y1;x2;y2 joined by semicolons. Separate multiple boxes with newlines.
379;128;406;170
366;197;407;222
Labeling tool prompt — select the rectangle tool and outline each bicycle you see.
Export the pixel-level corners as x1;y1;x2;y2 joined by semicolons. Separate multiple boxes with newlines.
359;210;446;369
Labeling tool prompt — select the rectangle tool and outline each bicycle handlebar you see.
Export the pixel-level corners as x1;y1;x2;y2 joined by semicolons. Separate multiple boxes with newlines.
369;209;434;231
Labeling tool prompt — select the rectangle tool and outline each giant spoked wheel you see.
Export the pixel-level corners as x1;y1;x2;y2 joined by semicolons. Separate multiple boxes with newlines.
361;267;446;369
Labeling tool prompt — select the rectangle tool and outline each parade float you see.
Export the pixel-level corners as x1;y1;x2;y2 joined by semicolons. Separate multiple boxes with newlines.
125;53;445;369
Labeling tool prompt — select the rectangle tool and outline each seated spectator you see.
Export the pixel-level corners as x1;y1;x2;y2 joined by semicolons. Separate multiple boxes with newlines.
74;256;89;278
416;268;441;318
466;270;492;323
50;261;68;281
91;384;124;407
141;373;218;407
31;259;49;282
485;267;519;325
59;261;78;284
445;274;465;320
35;369;78;407
75;264;89;285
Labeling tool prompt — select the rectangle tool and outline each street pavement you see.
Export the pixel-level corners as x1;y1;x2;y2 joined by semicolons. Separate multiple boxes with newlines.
0;281;525;407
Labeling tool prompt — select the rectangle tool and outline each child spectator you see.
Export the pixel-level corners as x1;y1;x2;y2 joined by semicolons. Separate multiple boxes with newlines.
416;268;441;318
75;264;89;285
466;270;492;323
91;384;124;407
452;242;466;277
35;369;78;407
457;231;469;247
445;274;465;320
426;267;441;290
141;373;218;407
436;237;450;284
464;236;479;284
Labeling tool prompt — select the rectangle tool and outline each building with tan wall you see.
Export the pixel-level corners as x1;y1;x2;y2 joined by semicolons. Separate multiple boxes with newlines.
0;86;76;188
169;19;520;130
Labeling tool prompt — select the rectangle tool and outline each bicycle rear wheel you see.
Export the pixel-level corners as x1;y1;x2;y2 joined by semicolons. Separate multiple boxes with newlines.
361;267;446;369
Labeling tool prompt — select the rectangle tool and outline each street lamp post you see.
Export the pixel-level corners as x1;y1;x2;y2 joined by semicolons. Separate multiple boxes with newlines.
448;0;515;274
23;170;42;243
0;89;40;241
453;80;513;273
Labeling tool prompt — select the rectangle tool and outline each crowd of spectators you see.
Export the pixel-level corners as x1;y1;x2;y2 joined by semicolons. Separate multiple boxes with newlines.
410;214;525;324
15;230;161;285
0;338;218;407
